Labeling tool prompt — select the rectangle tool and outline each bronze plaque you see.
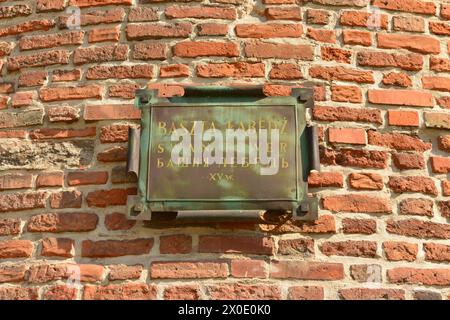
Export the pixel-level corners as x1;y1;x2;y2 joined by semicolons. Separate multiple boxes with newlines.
147;105;298;202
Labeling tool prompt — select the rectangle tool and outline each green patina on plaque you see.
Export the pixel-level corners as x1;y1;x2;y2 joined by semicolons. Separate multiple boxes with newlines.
127;86;319;221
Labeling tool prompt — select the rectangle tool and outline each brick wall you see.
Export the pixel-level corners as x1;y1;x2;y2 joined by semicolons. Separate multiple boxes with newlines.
0;0;449;300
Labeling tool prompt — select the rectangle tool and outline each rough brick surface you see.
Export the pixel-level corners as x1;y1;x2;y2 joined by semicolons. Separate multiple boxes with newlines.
0;0;448;301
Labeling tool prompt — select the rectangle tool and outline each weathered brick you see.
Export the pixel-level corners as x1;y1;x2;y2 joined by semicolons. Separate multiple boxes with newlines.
230;260;267;278
18;71;47;87
67;171;108;186
340;288;404;300
308;172;343;188
236;24;302;38
97;146;128;162
321;47;351;63
343;29;372;47
19;31;84;50
340;11;388;29
82;239;153;258
50;190;82;209
74;44;128;64
357;51;423;71
43;285;77;300
430;156;450;173
0;265;27;283
377;33;440;54
59;8;125;27
197;23;228;36
313;106;382;124
348;173;383;190
88;26;120;43
388;268;450;286
321;148;388;169
160;64;189;78
160;235;192;254
438;135;450;151
126;23;192;40
277;238;314;256
174;41;238;58
0;20;55;38
393;16;425;32
399;198;433;216
342;218;376;235
259;215;336;234
105;212;136;231
40;85;102;102
0;287;38;300
383;241;418;261
307;28;336;43
270;261;344;280
84;105;140;120
208;284;281;300
287;286;324;300
0;218;21;236
382;72;412;87
0;240;33;259
266;7;302;21
69;0;132;7
197;62;264;78
322;194;391;213
372;0;436;15
368;131;431;151
387;219;450;239
199;235;274;255
307;9;329;25
309;66;374;83
392;153;425;170
28;212;98;233
84;284;156;300
424;113;450;130
320;240;377;258
165;6;236;19
164;285;200;300
424;243;450;262
86;188;136;207
350;264;382;283
108;265;143;281
150;261;229;279
388;176;437;195
41;238;74;258
133;42;167;60
30;128;96;140
47;106;80;123
109;83;140;98
8;50;69;71
0;192;46;213
0;173;32;190
245;42;313;60
128;7;158;22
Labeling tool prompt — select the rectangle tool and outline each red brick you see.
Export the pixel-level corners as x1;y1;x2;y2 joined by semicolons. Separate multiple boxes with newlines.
0;19;55;38
73;44;128;64
236;24;302;38
308;172;343;188
82;239;153;258
69;0;132;7
343;30;372;47
199;235;274;255
383;241;418;261
11;91;35;108
97;146;128;162
387;219;450;239
438;201;450;218
328;128;365;145
0;218;21;236
59;8;125;28
0;4;31;19
423;76;450;92
230;260;266;278
133;42;167;60
313;106;382;124
0;130;26;139
373;0;436;15
424;243;450;262
259;215;336;234
321;240;377;258
87;65;153;80
388;110;419;127
0;192;46;213
67;171;108;186
150;261;229;279
438;135;450;152
100;124;129;143
0;265;27;283
368;131;431;151
0;240;33;259
269;63;302;80
321;148;388;169
288;286;324;300
47;106;80;123
270;261;343;280
84;284;156;300
430;21;450;35
322;194;391;213
377;33;440;54
265;7;302;21
431;57;450;73
104;213;136;231
108;265;143;281
40;85;102;102
41;238;74;258
443;180;450;196
160;235;192;254
28;212;98;233
307;28;336;43
128;7;158;22
7;50;69;71
18;71;47;87
0;287;38;300
88;26;120;43
321;47;351;63
0;173;32;190
350;264;382;282
430;157;450;173
399;198;433;216
165;6;236;19
245;42;313;60
393;16;425;32
357;51;423;71
173;41;238;57
86;188;136;207
197;23;228;36
388;268;450;286
392;153;425;170
109;83;140;98
388;176;437;195
19;31;84;50
29;128;96;140
340;288;404;300
84;104;140;120
126;23;192;40
197;62;264;78
43;285;77;300
164;286;200;300
383;72;412;87
340;11;388;29
36;0;66;12
209;284;281;300
309;66;374;83
307;9;329;25
160;64;189;78
342;218;376;235
49;190;81;209
36;172;63;188
348;173;383;190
